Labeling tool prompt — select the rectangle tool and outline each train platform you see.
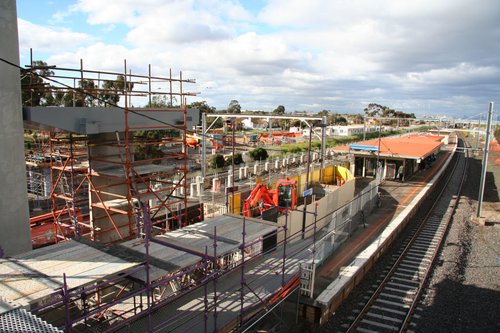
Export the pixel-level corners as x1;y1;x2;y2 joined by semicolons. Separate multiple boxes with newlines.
301;146;454;322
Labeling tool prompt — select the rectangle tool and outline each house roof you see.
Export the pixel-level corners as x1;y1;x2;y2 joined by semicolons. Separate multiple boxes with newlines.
333;134;444;160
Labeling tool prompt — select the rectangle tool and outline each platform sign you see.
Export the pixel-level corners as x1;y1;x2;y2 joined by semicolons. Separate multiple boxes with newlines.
303;188;313;197
349;144;379;152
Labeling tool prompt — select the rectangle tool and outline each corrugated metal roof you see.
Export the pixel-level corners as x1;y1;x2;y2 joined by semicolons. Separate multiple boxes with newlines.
334;134;444;159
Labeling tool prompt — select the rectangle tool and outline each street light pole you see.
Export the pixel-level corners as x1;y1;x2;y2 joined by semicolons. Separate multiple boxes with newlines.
477;102;494;218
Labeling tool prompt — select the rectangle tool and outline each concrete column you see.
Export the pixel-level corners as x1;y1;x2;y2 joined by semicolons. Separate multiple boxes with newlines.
227;174;233;188
196;182;202;197
179;179;185;196
212;178;220;192
300;154;304;164
275;159;280;169
0;1;32;256
239;167;244;179
253;163;259;175
243;166;248;178
264;162;269;172
190;183;196;197
88;133;131;243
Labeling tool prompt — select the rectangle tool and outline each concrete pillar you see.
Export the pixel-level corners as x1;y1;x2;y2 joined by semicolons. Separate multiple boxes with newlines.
212;178;220;192
190;183;196;197
253;163;259;175
196;182;202;196
239;167;244;179
88;133;134;243
179;179;185;196
275;159;280;169
300;154;305;164
243;166;248;178
0;2;32;256
264;162;269;172
227;174;233;188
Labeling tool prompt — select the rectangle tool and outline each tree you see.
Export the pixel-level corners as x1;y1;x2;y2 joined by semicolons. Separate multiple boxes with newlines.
249;148;268;161
225;153;243;166
273;105;285;114
189;100;216;113
227;100;241;114
99;75;132;106
147;95;179;108
134;130;165;164
364;103;415;119
210;154;225;169
332;114;348;125
21;60;54;106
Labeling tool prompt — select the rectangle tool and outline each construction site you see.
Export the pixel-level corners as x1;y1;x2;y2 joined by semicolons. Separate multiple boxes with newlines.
0;4;473;333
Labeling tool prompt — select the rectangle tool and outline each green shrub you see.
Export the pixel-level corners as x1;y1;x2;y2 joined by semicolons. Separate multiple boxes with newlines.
249;148;269;161
225;153;243;166
210;154;225;169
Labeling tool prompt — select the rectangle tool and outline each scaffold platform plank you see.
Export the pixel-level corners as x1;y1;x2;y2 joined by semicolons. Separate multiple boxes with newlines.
0;240;139;307
121;214;279;282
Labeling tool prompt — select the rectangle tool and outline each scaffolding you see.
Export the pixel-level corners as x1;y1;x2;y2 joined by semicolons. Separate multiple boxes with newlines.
20;208;319;333
23;58;199;245
15;58;370;333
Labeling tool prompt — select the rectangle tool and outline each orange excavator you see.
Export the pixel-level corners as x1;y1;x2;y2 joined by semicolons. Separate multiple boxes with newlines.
243;178;297;217
186;133;225;151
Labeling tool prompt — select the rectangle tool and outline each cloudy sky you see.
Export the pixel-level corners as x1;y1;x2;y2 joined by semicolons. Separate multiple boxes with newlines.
16;0;500;118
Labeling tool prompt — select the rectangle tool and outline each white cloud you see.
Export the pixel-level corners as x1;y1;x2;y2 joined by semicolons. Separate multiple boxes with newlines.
17;18;94;53
16;0;500;116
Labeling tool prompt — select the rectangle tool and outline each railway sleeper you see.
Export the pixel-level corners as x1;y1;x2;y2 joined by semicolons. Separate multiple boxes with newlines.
406;254;432;262
392;273;420;285
379;292;415;303
360;318;399;331
402;258;427;266
366;311;403;324
371;304;407;316
407;248;433;257
387;281;418;291
398;263;427;272
375;298;411;309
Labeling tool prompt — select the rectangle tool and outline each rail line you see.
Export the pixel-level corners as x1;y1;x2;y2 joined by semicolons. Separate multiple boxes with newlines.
345;139;469;333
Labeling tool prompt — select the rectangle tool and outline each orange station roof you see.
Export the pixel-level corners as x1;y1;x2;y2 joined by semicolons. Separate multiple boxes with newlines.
334;134;444;160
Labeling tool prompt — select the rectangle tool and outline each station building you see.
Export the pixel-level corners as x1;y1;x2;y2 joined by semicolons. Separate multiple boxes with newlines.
332;134;447;181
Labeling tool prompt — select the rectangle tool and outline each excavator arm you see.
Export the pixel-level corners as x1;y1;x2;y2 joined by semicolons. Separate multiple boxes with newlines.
243;184;275;217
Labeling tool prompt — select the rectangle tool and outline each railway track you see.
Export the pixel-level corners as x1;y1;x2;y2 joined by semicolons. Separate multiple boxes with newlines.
345;139;469;333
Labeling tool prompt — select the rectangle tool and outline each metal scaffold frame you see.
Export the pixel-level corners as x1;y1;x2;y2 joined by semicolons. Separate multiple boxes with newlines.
23;58;200;244
28;204;320;333
19;57;347;333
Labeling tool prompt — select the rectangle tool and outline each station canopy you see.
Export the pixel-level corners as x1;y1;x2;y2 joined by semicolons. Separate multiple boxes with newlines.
334;134;444;160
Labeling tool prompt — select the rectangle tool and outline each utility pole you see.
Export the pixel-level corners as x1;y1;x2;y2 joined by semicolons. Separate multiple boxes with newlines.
477;102;494;218
201;113;207;177
302;126;313;239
